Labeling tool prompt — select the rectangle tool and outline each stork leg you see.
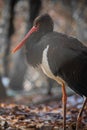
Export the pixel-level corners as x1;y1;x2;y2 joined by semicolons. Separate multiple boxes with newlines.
61;83;67;130
76;97;87;130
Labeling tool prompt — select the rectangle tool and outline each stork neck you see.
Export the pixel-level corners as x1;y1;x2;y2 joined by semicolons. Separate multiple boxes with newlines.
27;29;52;46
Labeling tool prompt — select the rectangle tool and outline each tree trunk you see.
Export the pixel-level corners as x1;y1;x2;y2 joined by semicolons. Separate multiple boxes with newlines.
0;76;7;99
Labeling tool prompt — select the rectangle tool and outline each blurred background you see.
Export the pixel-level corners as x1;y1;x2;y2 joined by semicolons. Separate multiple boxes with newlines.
0;0;87;104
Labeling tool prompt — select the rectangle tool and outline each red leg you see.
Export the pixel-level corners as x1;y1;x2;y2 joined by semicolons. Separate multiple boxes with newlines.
62;83;67;130
76;97;87;130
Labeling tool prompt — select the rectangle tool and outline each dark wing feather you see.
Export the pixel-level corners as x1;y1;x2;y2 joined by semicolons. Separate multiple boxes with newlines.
45;32;87;97
58;55;87;97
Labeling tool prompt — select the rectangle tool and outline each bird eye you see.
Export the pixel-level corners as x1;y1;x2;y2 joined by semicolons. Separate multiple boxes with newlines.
35;23;40;29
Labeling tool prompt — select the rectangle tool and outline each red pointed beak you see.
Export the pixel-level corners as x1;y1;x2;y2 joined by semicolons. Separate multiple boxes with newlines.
12;26;38;53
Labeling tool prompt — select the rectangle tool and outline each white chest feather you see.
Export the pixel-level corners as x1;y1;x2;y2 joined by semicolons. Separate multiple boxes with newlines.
40;45;65;86
41;45;55;79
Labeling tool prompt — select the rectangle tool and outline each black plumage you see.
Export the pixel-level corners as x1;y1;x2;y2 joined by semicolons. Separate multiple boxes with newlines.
12;14;87;130
25;28;87;97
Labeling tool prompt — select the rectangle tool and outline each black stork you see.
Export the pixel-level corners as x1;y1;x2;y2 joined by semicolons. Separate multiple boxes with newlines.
12;14;87;130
